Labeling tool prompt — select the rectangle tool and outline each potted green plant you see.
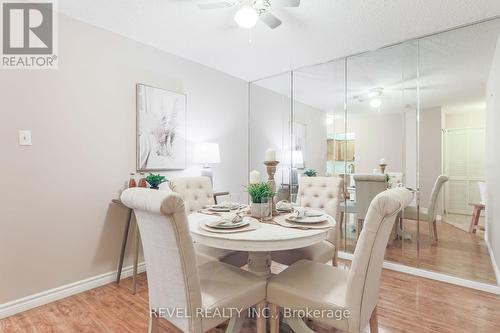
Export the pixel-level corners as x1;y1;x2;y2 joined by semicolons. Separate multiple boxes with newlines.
247;183;275;218
145;173;167;190
304;169;318;177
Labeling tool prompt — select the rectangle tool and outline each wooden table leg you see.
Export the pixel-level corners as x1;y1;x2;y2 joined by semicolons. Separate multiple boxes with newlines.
116;209;132;284
247;252;272;278
132;222;140;294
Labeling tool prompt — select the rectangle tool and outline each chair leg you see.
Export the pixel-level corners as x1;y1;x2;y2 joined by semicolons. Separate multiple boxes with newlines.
149;316;159;333
332;250;338;267
256;301;267;333
433;219;438;243
369;306;378;333
428;220;434;244
270;303;280;333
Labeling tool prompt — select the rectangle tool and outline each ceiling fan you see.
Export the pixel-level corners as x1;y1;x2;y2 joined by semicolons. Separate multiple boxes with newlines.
197;0;301;29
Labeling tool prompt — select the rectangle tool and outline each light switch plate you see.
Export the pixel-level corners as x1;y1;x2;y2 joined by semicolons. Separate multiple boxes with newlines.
19;130;32;146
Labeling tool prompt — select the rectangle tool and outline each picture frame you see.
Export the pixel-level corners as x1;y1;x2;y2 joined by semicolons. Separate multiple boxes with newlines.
136;84;187;171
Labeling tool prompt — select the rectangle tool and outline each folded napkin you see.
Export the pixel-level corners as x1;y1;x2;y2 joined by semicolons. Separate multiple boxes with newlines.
293;207;306;218
220;212;243;224
276;200;295;211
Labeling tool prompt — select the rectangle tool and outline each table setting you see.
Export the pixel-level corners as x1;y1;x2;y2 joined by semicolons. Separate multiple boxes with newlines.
197;197;335;233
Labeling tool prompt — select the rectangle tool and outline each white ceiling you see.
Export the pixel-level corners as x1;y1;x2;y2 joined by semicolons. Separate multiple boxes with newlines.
58;0;500;82
254;19;500;114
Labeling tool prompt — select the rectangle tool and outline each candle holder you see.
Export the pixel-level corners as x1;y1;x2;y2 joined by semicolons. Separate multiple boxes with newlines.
379;163;387;174
264;160;280;216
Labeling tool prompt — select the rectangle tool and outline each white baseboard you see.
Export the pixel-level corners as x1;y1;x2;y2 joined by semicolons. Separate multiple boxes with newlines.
485;238;500;285
338;252;500;295
0;262;146;320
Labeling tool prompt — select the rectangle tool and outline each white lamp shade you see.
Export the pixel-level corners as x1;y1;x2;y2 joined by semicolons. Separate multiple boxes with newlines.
194;143;221;164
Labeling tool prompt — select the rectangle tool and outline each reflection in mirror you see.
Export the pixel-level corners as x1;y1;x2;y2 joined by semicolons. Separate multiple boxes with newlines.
346;42;418;263
249;73;292;201
292;60;348;251
417;19;500;284
248;18;500;287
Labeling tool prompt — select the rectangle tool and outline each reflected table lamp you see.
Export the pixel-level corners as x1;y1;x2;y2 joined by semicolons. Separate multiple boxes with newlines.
194;142;221;186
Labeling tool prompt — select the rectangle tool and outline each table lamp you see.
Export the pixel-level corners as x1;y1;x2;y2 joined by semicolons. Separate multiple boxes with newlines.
194;142;221;185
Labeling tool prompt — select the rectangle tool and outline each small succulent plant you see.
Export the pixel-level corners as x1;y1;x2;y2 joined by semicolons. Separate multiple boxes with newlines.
145;174;167;189
304;169;318;177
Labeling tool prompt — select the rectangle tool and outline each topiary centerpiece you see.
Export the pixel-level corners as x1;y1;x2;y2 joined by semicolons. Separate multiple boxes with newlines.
247;182;275;218
145;173;167;190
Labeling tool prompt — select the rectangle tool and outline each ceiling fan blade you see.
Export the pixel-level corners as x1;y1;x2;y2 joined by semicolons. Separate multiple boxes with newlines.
260;12;282;29
272;0;300;7
197;1;235;9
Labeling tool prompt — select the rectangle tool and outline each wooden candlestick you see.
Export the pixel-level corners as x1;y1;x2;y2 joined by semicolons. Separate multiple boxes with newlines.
379;163;387;174
264;160;280;216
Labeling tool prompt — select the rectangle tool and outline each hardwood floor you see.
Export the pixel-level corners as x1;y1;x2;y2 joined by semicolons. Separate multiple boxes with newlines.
2;263;500;333
341;216;497;284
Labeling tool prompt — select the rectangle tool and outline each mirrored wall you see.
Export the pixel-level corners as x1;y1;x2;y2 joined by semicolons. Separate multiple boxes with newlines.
249;18;500;285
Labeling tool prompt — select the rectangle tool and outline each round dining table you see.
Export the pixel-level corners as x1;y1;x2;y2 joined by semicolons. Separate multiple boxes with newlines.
188;212;334;277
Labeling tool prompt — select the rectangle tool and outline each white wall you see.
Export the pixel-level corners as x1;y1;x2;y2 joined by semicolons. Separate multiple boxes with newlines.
249;84;327;184
486;33;500;283
444;109;486;129
348;112;404;174
0;14;248;304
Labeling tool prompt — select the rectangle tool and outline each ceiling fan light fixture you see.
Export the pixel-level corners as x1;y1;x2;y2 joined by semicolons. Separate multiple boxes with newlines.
234;5;259;28
370;98;382;108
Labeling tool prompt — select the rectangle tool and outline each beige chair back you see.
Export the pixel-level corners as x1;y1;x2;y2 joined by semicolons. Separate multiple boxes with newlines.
346;188;413;332
353;174;387;221
170;176;215;213
296;176;343;244
426;175;448;222
121;188;203;333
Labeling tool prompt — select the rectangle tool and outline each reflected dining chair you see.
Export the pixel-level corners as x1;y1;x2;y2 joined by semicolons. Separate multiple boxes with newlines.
402;175;448;244
169;176;248;267
121;188;267;333
271;176;343;266
267;188;413;333
469;181;486;233
353;174;388;239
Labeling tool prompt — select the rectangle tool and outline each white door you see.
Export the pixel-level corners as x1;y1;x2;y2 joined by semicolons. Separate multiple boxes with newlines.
444;128;485;214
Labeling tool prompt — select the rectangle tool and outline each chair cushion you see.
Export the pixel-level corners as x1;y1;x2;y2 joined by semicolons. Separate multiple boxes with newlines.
170;177;215;213
271;240;335;266
199;261;266;331
267;260;349;331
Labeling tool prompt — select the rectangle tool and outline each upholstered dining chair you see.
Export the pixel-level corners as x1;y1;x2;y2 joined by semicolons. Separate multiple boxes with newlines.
267;188;413;333
353;174;387;239
121;188;267;333
401;175;448;244
169;176;248;267
271;176;343;266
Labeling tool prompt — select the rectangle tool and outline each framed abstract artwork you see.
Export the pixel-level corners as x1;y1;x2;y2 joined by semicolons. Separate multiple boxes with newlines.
136;84;187;171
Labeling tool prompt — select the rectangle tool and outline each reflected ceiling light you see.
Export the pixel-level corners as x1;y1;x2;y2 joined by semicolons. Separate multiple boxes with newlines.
353;87;384;103
370;98;382;108
234;5;259;29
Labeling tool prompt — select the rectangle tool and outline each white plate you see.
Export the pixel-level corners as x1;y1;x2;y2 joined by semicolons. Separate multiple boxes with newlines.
286;215;327;224
205;219;250;229
305;209;324;217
